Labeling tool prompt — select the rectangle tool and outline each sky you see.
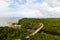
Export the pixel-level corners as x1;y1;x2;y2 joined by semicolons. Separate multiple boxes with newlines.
0;0;60;18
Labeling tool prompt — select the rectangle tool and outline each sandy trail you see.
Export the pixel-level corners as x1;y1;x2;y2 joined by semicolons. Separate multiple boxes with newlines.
26;23;44;39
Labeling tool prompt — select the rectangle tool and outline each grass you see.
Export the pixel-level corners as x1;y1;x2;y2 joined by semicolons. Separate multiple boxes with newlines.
18;18;60;34
1;18;60;40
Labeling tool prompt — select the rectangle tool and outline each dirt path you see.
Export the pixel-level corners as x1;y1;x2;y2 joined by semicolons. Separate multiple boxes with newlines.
25;23;44;39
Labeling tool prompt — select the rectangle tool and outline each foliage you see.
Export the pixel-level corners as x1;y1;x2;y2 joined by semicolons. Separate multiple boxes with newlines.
0;27;30;40
1;18;60;40
18;18;60;40
27;33;60;40
18;18;60;34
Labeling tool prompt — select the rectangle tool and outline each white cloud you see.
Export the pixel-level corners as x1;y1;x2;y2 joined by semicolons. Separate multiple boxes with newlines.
0;0;60;18
45;0;60;7
19;9;44;18
0;0;9;9
0;9;44;18
20;0;60;18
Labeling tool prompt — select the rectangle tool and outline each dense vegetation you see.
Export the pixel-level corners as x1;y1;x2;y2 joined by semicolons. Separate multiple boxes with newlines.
0;26;30;40
1;18;60;40
18;18;60;34
18;18;60;40
27;33;60;40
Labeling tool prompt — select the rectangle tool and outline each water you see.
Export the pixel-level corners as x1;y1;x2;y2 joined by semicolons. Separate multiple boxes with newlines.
0;17;22;26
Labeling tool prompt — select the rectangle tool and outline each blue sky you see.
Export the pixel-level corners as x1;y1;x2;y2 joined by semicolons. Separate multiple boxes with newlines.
0;0;60;18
